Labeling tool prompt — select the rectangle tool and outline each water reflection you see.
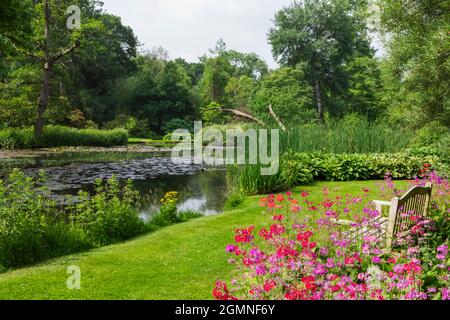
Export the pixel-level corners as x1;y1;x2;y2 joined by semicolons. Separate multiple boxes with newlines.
0;151;228;216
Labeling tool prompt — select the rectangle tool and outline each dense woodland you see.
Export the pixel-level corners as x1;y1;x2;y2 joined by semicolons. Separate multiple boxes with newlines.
0;0;448;138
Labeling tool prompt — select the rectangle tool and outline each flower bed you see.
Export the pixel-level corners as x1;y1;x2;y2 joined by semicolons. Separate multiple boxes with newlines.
213;169;449;300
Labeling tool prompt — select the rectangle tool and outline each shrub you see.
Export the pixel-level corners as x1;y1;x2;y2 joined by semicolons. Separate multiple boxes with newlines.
0;171;145;269
68;177;146;246
0;126;128;149
0;170;91;267
224;192;245;210
230;152;439;195
159;191;180;225
162;118;193;134
148;192;202;230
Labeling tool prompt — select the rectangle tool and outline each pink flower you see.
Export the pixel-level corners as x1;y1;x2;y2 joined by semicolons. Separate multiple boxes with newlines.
255;264;267;276
437;244;448;261
372;256;381;264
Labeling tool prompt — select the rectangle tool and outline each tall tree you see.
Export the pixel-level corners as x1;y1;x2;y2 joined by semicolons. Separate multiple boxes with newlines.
269;0;374;123
379;0;450;127
31;0;83;136
198;56;232;106
251;67;314;125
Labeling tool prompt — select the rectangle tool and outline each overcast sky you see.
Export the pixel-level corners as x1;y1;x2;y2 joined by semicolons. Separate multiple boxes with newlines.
101;0;383;69
101;0;293;69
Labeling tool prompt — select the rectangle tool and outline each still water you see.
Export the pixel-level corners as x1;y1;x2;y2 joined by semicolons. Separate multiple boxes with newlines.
0;150;228;216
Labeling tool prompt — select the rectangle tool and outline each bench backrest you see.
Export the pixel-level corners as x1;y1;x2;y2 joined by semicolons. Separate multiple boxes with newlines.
385;182;433;249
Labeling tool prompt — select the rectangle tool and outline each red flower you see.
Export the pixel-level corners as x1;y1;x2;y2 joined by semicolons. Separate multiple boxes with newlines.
270;224;285;236
297;231;313;242
322;200;334;208
263;280;277;292
331;285;341;293
301;191;309;198
259;228;272;240
301;276;317;291
235;226;255;243
276;194;284;202
213;281;237;300
273;215;284;221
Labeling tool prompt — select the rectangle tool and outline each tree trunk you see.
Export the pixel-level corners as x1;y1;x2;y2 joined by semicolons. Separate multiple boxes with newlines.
35;0;51;137
315;80;324;124
35;62;52;137
34;0;80;137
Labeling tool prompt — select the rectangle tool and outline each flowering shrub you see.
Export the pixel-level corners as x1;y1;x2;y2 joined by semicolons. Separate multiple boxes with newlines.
214;169;449;300
160;191;180;224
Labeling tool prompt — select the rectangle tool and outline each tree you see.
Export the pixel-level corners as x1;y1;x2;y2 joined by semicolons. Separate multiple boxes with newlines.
251;67;314;125
198;56;232;106
379;0;450;128
269;0;374;123
223;50;269;80
29;0;84;136
67;12;138;124
117;57;197;134
224;76;257;111
342;55;383;120
0;0;33;58
1;1;139;131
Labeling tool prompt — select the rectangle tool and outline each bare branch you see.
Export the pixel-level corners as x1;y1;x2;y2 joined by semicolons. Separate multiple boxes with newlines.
268;104;287;132
50;41;80;64
220;108;266;126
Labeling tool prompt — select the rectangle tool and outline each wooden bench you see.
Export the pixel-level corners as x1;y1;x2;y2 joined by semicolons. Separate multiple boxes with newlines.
335;183;433;252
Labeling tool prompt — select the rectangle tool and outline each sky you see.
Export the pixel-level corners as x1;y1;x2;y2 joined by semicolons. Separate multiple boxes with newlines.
101;0;384;69
101;0;293;69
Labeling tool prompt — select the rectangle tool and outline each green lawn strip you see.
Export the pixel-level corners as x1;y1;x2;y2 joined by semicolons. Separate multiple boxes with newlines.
0;180;406;300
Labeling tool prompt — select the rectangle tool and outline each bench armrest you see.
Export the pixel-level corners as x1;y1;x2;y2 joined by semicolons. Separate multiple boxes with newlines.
373;200;392;215
330;218;353;226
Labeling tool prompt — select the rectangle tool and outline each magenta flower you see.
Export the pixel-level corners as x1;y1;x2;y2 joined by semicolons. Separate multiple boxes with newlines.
436;244;448;261
226;244;236;253
372;256;381;264
255;264;266;276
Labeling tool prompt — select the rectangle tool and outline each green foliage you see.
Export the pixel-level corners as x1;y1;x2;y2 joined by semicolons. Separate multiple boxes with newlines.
104;114;153;138
280;120;413;154
0;170;92;268
117;58;196;134
69;177;145;246
228;163;282;196
0;0;33;58
379;0;450;128
269;0;377;121
224;75;257;111
279;153;315;188
231;152;439;195
162;118;194;134
0;126;128;149
198;56;232;105
223;192;245;210
342;56;384;119
147;192;202;230
407;123;450;176
201;102;229;125
251;67;314;124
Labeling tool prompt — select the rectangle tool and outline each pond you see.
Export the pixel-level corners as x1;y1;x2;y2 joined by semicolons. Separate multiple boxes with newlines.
0;149;229;217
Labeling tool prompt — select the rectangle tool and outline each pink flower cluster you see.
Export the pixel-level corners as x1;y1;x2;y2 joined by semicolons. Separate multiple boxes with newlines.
213;171;449;300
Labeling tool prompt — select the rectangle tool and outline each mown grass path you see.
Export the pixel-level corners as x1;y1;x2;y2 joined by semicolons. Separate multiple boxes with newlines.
0;181;400;299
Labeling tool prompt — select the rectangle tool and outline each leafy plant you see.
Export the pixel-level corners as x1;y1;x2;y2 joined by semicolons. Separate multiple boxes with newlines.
69;177;146;246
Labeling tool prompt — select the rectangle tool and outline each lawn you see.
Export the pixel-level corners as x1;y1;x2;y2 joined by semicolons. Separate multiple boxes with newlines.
0;180;404;300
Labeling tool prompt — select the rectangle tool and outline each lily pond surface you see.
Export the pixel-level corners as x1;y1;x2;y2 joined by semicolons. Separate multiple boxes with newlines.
0;150;228;217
